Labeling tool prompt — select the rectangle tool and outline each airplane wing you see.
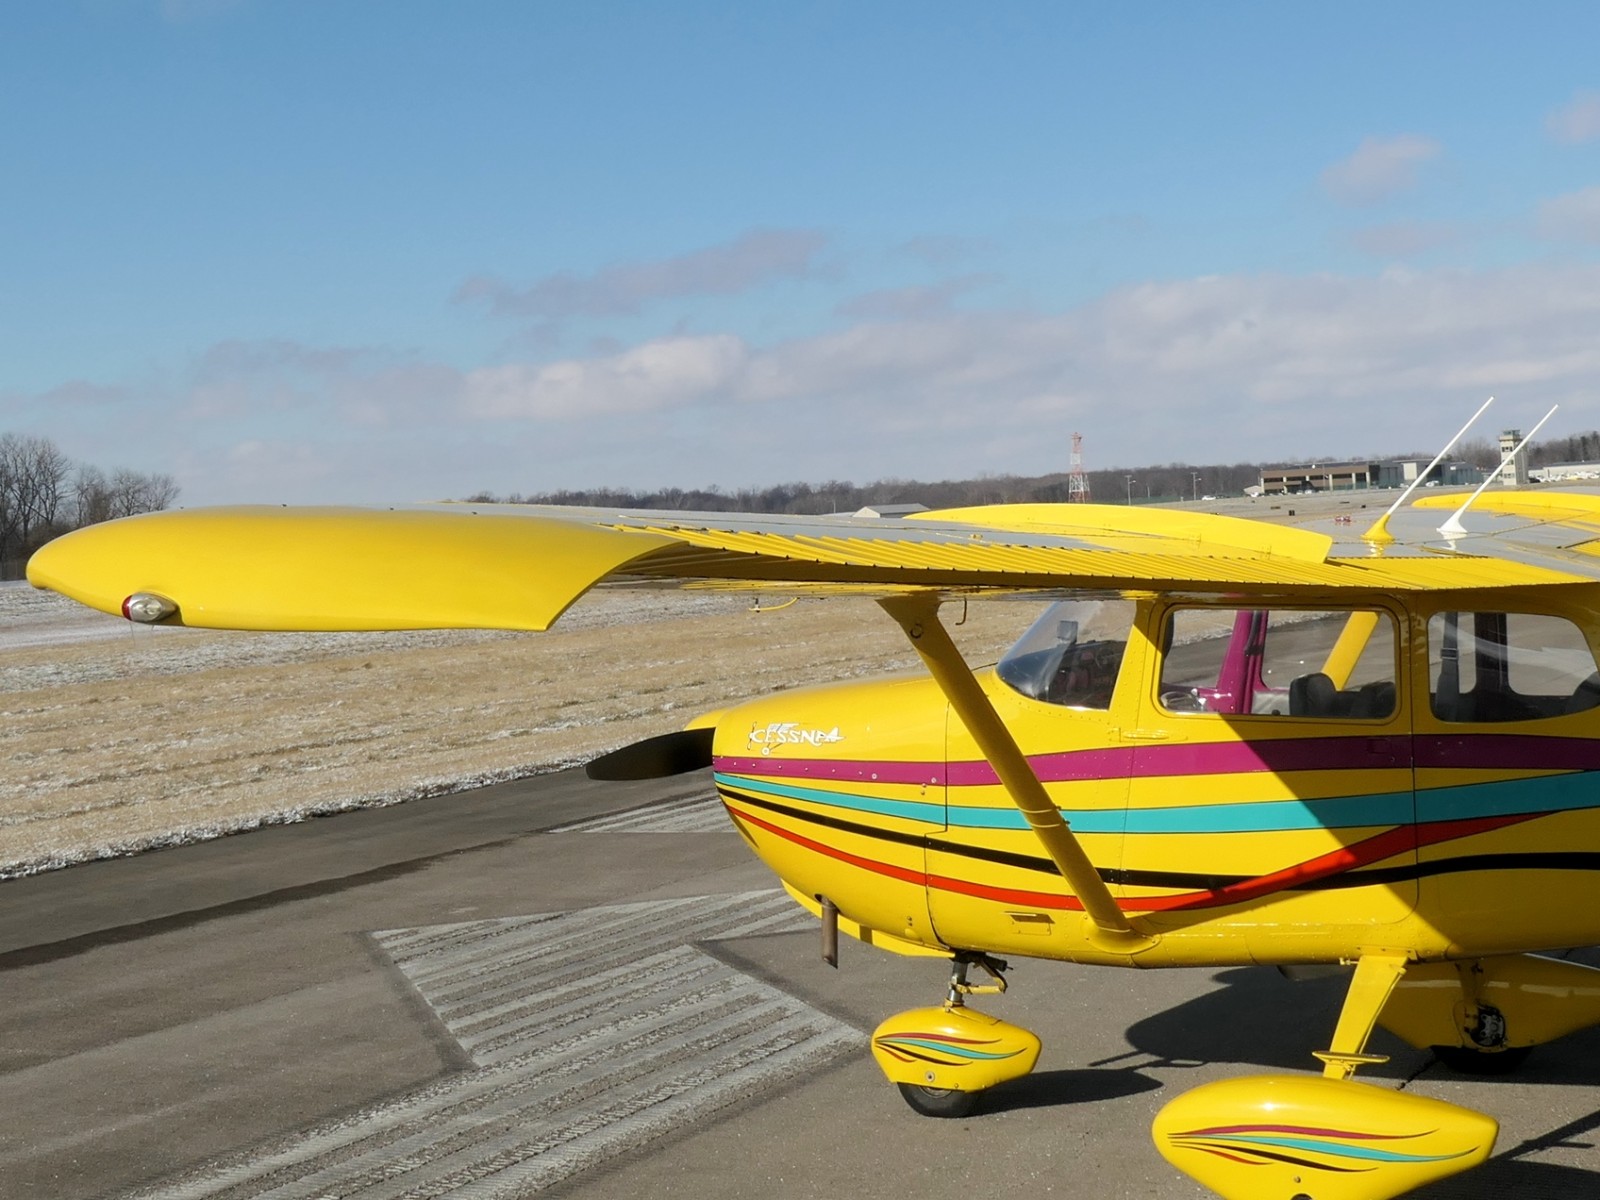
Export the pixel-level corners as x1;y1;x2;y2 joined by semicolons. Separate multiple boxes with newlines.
25;496;1600;633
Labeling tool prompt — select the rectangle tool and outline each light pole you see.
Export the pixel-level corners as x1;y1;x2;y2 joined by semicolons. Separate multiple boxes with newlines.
1192;471;1202;501
1125;476;1136;505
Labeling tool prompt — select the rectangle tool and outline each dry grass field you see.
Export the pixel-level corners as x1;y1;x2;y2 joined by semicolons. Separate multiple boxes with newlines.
0;581;1037;877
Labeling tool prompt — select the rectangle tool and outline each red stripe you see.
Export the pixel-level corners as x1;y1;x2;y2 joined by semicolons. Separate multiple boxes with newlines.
729;802;1547;916
1177;1123;1425;1141
730;805;927;887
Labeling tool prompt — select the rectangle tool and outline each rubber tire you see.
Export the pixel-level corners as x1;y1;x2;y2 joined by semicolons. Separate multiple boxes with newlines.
1432;1044;1532;1075
896;1082;981;1118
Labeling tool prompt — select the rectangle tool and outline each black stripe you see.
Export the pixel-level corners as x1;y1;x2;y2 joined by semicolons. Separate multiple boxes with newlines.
718;786;1600;895
1170;1142;1370;1174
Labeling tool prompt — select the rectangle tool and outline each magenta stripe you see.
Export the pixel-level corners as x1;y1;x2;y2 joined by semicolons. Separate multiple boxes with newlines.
716;736;1412;788
1415;734;1600;772
1120;737;1408;780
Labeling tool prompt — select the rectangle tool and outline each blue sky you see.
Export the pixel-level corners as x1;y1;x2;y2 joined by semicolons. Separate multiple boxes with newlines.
6;2;1600;505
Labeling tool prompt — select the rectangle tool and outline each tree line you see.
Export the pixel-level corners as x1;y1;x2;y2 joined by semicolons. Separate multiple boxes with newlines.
464;430;1600;516
0;433;179;580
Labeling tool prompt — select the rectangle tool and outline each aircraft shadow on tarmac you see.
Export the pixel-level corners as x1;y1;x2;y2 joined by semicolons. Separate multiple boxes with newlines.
1106;964;1600;1198
978;1065;1163;1114
1115;963;1600;1081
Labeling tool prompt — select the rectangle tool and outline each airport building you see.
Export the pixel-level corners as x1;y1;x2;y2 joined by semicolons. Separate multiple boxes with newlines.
1259;459;1481;495
1532;462;1600;483
1259;462;1376;494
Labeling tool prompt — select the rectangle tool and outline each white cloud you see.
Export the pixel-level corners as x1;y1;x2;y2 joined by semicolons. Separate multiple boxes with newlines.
1547;90;1600;144
1319;135;1443;206
454;229;830;322
1347;220;1465;259
1537;186;1600;244
462;335;749;419
26;262;1600;504
447;262;1600;479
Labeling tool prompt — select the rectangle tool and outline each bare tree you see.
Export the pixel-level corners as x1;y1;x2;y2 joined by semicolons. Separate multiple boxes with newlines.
0;435;181;578
0;433;71;568
107;468;180;519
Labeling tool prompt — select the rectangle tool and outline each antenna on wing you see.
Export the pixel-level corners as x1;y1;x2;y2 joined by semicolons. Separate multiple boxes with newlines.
1437;405;1558;538
1361;395;1494;545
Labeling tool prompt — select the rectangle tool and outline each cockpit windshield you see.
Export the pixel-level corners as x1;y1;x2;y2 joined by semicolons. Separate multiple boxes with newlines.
996;599;1135;709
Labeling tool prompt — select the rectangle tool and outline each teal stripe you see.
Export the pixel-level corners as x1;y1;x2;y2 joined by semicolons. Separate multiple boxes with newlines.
1118;791;1412;834
1418;772;1600;824
719;771;1600;837
1203;1133;1466;1164
879;1038;1017;1061
716;774;947;825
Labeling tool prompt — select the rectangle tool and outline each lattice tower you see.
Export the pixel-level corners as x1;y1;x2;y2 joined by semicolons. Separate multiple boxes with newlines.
1067;431;1092;502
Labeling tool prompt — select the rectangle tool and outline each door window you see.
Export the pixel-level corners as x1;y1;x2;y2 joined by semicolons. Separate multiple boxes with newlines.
1159;607;1397;719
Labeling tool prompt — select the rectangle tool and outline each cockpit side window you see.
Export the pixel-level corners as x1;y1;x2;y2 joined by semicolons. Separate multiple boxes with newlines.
1428;611;1600;723
1158;607;1397;719
996;599;1135;709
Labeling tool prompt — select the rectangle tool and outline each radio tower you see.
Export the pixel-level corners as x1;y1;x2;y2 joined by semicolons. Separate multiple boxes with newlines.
1067;432;1092;502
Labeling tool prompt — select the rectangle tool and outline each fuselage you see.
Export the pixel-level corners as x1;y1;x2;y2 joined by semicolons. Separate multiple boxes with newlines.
711;586;1600;968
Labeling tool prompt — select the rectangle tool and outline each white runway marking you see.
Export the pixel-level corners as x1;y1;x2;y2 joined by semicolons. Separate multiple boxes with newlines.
545;793;730;834
128;891;856;1200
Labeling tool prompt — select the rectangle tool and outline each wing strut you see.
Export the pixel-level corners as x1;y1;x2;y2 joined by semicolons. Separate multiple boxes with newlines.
878;594;1156;955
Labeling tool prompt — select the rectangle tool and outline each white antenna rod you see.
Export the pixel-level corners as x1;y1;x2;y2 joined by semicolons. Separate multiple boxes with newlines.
1362;394;1494;544
1438;404;1558;537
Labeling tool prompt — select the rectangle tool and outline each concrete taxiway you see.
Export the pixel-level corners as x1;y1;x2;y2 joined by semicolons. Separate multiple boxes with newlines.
4;770;1600;1199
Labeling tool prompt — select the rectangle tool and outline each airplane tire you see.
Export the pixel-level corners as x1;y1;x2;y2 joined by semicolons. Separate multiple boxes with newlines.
1431;1044;1531;1074
896;1082;980;1118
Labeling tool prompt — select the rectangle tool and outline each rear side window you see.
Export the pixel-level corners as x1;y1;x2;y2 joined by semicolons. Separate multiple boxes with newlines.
1428;611;1600;723
1159;607;1397;719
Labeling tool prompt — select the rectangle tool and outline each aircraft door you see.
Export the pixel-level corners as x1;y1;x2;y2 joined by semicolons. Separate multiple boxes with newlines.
1129;603;1417;941
927;599;1133;954
1416;605;1600;949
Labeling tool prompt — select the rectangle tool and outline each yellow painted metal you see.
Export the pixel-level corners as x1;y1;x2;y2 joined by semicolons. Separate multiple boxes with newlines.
1322;609;1380;688
878;593;1156;954
870;1004;1041;1093
1412;488;1600;529
916;501;1334;561
1317;954;1408;1079
683;707;726;732
629;521;1577;591
781;883;947;958
26;506;672;631
1153;1074;1496;1200
30;500;1590;636
1379;953;1600;1051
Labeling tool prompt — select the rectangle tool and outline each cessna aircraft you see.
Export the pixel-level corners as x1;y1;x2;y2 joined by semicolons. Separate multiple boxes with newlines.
26;442;1600;1199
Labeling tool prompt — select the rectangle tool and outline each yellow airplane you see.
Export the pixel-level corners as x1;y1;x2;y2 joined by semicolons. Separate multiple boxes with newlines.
27;480;1600;1200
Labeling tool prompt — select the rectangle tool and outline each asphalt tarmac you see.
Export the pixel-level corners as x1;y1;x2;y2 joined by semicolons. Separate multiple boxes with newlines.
4;769;1600;1200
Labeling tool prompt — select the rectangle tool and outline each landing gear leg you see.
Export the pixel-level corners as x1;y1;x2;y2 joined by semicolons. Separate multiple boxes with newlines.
871;953;1040;1119
1314;952;1408;1079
